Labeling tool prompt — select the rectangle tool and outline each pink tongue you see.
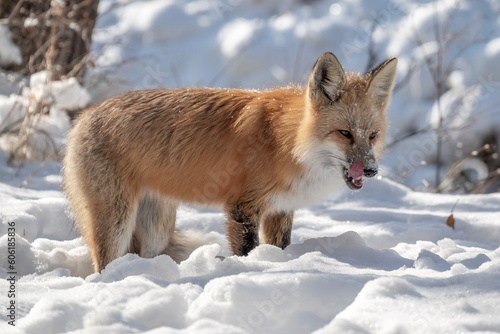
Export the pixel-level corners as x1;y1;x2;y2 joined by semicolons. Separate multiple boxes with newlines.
348;162;364;180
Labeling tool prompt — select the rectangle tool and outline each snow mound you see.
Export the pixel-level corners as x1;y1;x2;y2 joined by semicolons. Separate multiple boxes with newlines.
0;71;90;162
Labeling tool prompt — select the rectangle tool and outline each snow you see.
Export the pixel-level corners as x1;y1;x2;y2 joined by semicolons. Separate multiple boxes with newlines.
1;0;500;333
0;71;89;162
0;149;499;333
0;25;22;67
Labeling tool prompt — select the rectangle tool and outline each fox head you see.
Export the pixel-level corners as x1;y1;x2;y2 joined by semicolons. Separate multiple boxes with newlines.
297;52;397;191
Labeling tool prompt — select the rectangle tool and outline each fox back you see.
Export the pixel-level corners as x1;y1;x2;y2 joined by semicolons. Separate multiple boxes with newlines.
62;52;397;272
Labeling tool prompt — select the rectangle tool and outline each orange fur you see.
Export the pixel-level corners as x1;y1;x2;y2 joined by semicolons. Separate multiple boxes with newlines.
62;52;397;272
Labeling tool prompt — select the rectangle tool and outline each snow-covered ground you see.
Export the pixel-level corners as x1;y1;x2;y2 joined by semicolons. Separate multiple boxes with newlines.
0;150;499;333
1;0;500;333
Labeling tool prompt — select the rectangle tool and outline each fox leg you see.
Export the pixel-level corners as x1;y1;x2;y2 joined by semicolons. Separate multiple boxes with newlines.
134;191;177;258
225;201;263;256
261;211;294;249
84;186;139;273
63;128;145;272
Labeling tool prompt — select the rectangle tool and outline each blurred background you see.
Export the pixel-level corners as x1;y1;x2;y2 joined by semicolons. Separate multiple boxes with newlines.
0;0;499;193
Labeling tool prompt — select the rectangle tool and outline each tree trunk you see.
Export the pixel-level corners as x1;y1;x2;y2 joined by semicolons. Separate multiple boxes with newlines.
0;0;99;82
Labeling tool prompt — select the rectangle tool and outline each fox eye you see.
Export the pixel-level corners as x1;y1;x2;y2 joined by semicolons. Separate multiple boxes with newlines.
369;132;377;140
339;130;353;139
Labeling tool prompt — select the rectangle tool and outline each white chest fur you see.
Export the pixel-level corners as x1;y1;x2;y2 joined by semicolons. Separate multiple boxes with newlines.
270;141;346;212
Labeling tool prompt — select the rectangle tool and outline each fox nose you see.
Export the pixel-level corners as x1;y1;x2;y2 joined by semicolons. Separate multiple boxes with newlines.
363;168;378;178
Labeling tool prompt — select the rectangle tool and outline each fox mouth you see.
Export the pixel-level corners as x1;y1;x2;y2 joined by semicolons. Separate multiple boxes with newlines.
343;169;364;190
343;161;365;191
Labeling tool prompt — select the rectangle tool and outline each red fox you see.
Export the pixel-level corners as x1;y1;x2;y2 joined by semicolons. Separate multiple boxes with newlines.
62;52;397;272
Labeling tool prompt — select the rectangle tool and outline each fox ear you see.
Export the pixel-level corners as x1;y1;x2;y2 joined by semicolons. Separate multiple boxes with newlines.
308;52;346;106
365;57;398;107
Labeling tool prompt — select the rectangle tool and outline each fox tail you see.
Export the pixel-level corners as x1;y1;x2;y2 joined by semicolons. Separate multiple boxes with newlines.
165;230;224;263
